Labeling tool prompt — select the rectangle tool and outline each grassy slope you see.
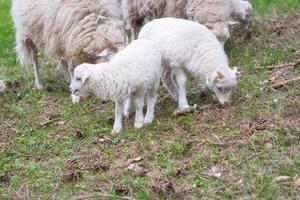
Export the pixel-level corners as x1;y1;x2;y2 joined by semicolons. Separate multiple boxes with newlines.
1;0;300;199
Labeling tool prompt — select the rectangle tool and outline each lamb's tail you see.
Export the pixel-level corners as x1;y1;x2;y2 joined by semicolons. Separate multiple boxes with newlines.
15;32;32;67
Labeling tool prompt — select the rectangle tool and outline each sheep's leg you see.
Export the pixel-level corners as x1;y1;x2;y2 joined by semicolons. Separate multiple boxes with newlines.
162;67;179;101
175;68;189;110
61;59;71;83
130;28;135;42
144;84;158;125
133;94;145;129
131;27;139;42
67;60;75;81
26;39;43;89
112;100;124;133
124;95;134;118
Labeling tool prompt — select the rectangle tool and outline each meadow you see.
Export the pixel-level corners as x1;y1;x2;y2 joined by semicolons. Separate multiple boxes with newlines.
0;0;300;199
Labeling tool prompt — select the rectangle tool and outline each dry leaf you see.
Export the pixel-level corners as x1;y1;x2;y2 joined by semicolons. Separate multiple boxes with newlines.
98;138;107;143
127;163;146;176
294;176;300;187
57;120;67;125
208;166;222;178
275;176;290;182
133;157;143;162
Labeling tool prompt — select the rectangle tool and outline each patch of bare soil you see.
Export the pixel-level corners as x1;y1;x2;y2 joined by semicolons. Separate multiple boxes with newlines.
5;77;25;91
193;104;234;134
232;9;300;46
151;177;176;196
0;118;17;147
38;96;61;121
202;164;244;188
282;110;300;133
66;149;109;172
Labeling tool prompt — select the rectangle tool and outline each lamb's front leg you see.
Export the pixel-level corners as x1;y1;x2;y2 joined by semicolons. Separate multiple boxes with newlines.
175;68;189;110
133;95;145;129
112;100;124;133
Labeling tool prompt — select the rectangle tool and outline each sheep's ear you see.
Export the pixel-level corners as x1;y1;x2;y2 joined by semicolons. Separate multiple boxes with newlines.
98;48;110;57
227;21;239;26
233;67;241;78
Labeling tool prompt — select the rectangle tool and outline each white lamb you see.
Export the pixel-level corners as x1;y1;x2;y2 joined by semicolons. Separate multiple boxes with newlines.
139;18;240;111
70;39;161;133
11;0;127;89
0;80;6;96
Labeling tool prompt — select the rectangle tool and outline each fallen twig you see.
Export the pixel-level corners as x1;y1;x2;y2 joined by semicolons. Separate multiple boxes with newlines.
75;193;134;200
271;77;300;88
254;59;300;69
205;139;231;146
236;152;262;167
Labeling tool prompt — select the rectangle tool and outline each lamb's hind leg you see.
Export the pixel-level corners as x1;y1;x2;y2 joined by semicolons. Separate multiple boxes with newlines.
26;38;43;89
112;100;124;133
133;93;145;129
144;83;159;125
162;67;179;101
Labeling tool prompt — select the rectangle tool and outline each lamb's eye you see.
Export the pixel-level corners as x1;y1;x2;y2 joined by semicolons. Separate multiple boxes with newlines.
76;77;81;81
217;86;222;91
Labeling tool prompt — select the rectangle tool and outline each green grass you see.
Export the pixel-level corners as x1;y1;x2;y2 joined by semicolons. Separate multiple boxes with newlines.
1;0;300;199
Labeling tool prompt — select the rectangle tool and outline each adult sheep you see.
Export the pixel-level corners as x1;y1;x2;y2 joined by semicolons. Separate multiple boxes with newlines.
123;0;252;45
11;0;127;89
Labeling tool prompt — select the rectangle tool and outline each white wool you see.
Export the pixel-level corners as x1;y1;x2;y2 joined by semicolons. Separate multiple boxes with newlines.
123;0;250;44
139;18;230;80
70;39;161;133
139;18;238;107
75;40;161;102
0;80;6;95
11;0;125;88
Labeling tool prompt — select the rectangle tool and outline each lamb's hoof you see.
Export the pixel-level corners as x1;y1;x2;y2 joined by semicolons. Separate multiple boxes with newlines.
34;83;43;90
71;94;81;104
134;122;144;129
111;128;121;134
174;107;193;116
144;117;153;125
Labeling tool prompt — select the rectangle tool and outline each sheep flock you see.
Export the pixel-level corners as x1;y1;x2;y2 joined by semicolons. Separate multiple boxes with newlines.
8;0;254;133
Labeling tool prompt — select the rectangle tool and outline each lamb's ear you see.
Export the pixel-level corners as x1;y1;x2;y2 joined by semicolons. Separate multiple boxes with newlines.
233;67;241;78
81;71;90;83
217;71;225;80
227;21;239;26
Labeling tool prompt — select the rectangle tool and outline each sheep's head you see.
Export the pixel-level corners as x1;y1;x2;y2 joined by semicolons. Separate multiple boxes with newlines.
69;64;91;101
205;67;240;105
205;21;238;46
95;17;128;63
234;1;253;24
